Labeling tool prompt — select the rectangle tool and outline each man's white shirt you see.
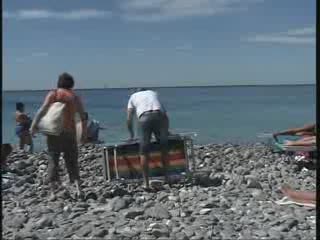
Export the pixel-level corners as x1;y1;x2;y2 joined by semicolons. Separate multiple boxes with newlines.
127;90;164;118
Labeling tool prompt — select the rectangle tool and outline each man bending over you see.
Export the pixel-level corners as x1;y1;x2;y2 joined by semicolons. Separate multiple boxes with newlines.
127;88;170;189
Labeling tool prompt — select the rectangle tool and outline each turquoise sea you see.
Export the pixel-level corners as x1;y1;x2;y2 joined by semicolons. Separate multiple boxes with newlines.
2;85;315;151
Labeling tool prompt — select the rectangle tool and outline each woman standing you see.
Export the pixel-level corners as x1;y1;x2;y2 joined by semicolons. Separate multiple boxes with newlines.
30;73;87;198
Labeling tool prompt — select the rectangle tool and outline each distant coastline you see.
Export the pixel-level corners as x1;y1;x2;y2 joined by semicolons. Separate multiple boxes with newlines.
3;83;315;92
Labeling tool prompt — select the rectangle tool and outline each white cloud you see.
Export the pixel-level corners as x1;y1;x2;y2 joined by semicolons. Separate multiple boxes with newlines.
246;26;315;45
4;9;111;20
120;0;264;22
247;36;314;44
133;48;146;54
31;52;49;57
286;26;315;36
16;52;49;62
4;1;264;22
151;36;161;41
175;44;193;51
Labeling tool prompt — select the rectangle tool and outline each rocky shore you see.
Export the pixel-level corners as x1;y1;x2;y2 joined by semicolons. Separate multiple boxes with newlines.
2;142;316;240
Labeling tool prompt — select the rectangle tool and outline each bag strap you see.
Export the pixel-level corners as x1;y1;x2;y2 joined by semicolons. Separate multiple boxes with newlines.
50;89;59;103
53;89;76;104
53;89;67;104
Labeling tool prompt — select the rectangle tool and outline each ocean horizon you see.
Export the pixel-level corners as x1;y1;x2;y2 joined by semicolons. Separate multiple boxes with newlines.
3;84;315;151
2;83;315;92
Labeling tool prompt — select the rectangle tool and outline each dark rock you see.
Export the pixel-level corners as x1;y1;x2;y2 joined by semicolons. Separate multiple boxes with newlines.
14;232;41;240
183;229;195;238
5;214;28;229
199;208;212;215
111;188;129;197
2;144;315;240
93;228;109;238
107;196;129;212
114;219;129;228
69;212;82;220
123;208;144;219
247;179;263;189
15;160;29;170
175;232;189;240
151;226;169;238
119;227;140;238
145;204;171;219
35;216;53;229
286;219;299;230
224;148;233;155
243;150;253;159
140;234;157;240
208;175;223;187
85;192;98;201
190;234;205;240
77;225;93;237
157;192;169;202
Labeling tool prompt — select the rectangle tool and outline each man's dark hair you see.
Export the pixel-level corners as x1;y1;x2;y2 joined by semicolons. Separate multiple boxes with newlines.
136;87;147;92
16;102;24;111
57;72;74;89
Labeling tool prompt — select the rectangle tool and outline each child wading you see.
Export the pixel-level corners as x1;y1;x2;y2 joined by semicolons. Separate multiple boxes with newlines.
15;102;33;153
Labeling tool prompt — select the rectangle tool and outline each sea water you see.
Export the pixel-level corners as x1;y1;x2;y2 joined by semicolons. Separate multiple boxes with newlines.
2;85;315;151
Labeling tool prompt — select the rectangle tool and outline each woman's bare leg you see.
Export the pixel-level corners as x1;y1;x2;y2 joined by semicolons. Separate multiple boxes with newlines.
284;136;316;146
281;184;316;202
19;136;25;151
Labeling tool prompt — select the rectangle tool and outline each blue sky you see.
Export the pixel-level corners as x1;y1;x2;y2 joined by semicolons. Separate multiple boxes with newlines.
3;0;315;90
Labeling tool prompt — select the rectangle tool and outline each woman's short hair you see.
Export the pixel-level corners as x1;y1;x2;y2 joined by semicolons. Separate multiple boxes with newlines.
16;102;24;111
57;72;74;89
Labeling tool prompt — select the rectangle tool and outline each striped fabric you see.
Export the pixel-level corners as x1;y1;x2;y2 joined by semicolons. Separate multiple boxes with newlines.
105;138;188;179
273;136;316;152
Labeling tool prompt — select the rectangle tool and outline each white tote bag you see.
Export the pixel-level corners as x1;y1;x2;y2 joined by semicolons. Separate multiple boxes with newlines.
38;102;66;136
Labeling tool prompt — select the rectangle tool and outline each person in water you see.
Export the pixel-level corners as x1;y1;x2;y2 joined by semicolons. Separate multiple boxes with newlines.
83;112;105;143
127;88;170;189
274;123;316;146
30;73;87;198
15;102;33;153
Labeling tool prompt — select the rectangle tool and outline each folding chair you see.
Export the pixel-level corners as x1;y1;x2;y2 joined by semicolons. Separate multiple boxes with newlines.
100;134;195;183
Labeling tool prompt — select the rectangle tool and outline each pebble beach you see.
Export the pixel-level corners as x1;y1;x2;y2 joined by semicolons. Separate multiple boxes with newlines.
2;142;316;240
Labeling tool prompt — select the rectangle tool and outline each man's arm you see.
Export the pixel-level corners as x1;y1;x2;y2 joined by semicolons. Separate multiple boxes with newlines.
274;123;315;136
30;91;54;134
127;108;134;139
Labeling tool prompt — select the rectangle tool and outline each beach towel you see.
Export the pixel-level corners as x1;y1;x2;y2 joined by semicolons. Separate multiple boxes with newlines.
101;135;192;181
